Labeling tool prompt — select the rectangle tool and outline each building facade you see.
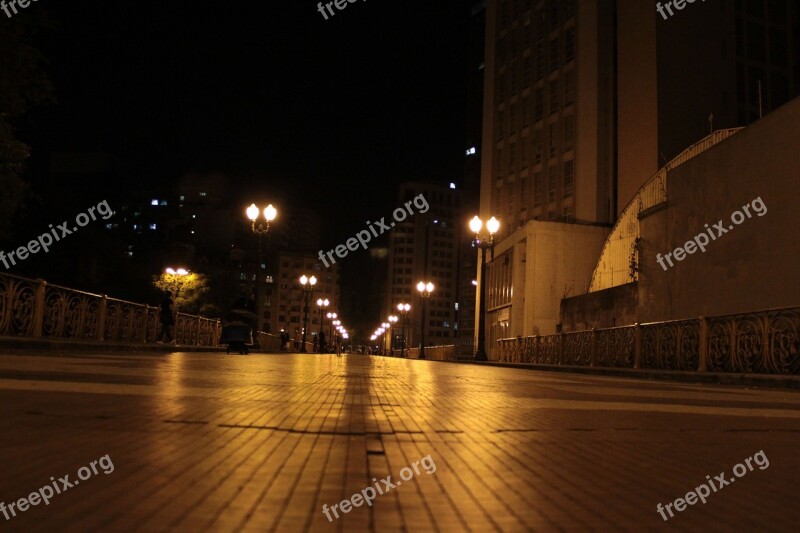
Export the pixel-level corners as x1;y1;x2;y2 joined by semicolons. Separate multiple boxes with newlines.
478;0;800;357
385;183;460;349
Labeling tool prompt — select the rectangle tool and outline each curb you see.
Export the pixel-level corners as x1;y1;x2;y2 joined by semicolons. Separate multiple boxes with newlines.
425;359;800;390
0;336;224;355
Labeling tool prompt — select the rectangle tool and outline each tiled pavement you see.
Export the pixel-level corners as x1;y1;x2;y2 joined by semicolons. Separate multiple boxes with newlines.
0;352;798;532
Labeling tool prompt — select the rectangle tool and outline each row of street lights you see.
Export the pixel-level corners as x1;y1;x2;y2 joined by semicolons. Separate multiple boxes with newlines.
242;202;499;360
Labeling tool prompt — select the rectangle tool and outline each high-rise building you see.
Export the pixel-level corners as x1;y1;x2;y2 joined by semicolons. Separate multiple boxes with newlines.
479;0;800;355
385;183;459;349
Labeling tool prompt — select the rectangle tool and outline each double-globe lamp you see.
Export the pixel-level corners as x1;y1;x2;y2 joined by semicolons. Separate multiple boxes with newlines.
299;275;317;352
469;215;500;361
416;282;434;359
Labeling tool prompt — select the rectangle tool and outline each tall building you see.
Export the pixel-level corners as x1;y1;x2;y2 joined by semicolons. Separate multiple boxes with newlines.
478;0;800;355
385;183;459;348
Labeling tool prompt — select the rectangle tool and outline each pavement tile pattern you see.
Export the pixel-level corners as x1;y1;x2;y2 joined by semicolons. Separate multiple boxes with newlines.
0;352;798;532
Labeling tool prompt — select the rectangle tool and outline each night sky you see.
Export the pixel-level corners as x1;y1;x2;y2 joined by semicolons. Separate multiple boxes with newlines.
24;0;473;243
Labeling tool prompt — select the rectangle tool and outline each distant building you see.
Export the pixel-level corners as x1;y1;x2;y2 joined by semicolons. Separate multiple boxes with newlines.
385;182;459;348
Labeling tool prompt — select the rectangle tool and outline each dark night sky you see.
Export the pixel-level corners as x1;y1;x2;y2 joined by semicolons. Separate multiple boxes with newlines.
25;0;473;242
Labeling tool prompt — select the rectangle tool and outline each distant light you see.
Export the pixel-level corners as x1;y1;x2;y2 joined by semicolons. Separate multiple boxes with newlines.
159;200;168;206
199;192;207;197
150;199;158;206
149;223;157;230
466;147;477;156
450;182;456;189
179;195;185;201
472;280;478;286
192;214;196;219
191;230;195;234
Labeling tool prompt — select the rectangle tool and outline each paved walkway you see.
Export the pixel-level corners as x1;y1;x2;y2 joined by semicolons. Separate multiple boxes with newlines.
0;352;798;532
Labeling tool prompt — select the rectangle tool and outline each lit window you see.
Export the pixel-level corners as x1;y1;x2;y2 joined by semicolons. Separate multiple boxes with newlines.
159;200;168;206
179;195;185;201
150;200;158;206
466;147;477;156
149;223;157;230
199;192;207;197
450;182;456;189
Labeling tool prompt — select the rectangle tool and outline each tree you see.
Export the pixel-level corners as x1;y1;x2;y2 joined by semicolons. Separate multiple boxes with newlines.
153;271;209;315
0;14;54;238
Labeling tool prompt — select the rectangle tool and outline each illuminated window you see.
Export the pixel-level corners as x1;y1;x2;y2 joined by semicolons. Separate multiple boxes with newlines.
150;200;158;206
149;223;157;230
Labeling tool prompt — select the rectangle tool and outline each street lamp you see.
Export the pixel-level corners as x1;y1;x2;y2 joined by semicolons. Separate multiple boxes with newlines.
469;215;500;361
317;298;329;352
388;315;398;355
327;312;337;341
380;322;390;355
246;203;278;335
299;274;317;352
396;303;411;357
416;281;434;359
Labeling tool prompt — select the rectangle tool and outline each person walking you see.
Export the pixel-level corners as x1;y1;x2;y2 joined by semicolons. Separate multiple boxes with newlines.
318;330;326;354
157;291;175;343
335;332;342;357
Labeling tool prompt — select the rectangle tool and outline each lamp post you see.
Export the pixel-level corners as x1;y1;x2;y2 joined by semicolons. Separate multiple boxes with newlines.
416;281;434;359
388;315;398;355
317;298;329;353
164;267;190;313
299;274;317;352
380;322;390;355
469;215;500;361
327;312;337;341
246;203;277;335
396;303;410;358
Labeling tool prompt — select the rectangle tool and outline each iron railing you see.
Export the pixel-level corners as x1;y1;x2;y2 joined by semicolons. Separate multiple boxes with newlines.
496;305;800;375
0;272;221;346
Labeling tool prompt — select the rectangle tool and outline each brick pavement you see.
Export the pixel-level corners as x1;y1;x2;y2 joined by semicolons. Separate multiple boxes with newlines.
0;352;798;532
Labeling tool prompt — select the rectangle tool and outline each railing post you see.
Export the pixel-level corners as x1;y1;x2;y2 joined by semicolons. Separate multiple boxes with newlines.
698;316;708;372
590;328;597;367
196;316;202;346
534;335;540;363
97;295;107;341
140;304;148;343
558;331;564;365
32;279;46;338
634;322;642;369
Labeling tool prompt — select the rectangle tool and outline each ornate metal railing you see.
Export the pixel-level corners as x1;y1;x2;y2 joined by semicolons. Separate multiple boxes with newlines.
406;345;458;361
0;272;221;346
496;304;800;375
